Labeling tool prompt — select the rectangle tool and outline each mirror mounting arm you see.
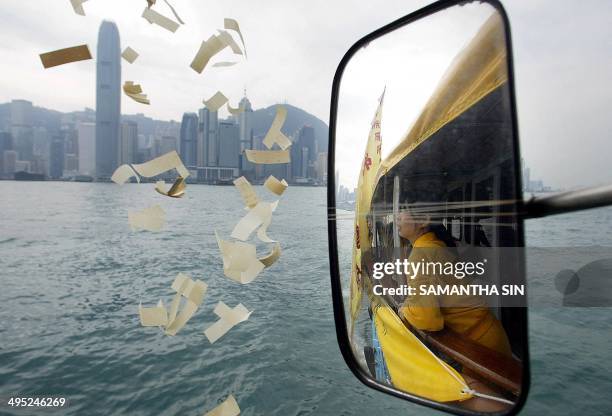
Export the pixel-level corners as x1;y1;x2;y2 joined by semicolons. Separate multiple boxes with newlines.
521;183;612;219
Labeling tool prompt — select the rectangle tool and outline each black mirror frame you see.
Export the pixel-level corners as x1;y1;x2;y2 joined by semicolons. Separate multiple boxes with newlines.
326;1;530;415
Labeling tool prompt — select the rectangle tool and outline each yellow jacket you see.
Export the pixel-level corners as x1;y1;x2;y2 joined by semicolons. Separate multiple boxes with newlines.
400;232;511;356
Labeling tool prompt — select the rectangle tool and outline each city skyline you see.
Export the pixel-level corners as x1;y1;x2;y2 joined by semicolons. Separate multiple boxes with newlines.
0;20;328;184
0;95;328;185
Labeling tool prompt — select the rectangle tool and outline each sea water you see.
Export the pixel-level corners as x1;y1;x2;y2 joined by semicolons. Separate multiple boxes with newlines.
0;182;610;415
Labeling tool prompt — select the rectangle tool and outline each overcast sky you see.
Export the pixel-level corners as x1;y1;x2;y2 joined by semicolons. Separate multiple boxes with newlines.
0;0;611;190
336;3;496;190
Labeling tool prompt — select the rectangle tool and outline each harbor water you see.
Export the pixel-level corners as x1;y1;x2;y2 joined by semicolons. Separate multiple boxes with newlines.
0;182;611;415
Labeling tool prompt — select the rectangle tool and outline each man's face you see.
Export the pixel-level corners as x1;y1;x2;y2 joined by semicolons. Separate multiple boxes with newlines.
396;210;420;241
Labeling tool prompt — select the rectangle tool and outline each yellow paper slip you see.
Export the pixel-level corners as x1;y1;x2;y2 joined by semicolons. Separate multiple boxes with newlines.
224;18;247;58
155;177;186;198
231;201;278;241
162;0;185;25
262;106;292;150
214;62;239;68
69;0;88;16
123;81;150;105
256;204;278;243
217;30;243;55
111;164;140;185
264;175;288;196
190;35;227;74
204;395;240;416
139;301;168;326
131;150;190;179
244;150;290;164
128;205;166;232
142;6;179;33
259;243;281;268
233;176;259;208
40;45;92;69
165;274;208;336
204;302;252;344
121;47;139;64
215;232;265;284
203;91;229;112
227;102;244;114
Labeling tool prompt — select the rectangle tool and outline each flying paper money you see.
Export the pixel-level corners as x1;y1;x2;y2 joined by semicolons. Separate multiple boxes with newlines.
162;0;185;25
231;201;278;241
39;44;92;69
123;81;150;105
204;395;241;416
224;18;247;58
217;30;243;55
213;61;238;68
244;150;290;164
203;91;229;112
165;274;208;336
69;0;88;16
233;176;258;208
167;273;189;324
128;205;166;232
132;150;190;179
227;102;245;115
142;6;179;33
256;207;278;244
264;175;288;196
139;301;168;326
111;164;140;185
121;47;139;64
155;177;186;198
259;243;281;268
262;106;292;150
216;232;265;284
204;302;252;344
190;35;227;74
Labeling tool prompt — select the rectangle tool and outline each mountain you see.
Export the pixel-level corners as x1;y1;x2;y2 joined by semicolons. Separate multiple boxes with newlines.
251;104;328;152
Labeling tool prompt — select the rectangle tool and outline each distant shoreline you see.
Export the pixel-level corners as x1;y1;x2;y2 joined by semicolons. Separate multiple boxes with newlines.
0;177;326;187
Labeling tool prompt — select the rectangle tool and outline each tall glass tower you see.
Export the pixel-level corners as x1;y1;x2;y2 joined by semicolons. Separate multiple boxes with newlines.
180;113;198;167
95;21;121;179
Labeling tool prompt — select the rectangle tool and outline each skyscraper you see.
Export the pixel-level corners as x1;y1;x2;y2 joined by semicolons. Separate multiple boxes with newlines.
0;132;13;177
49;135;65;179
180;113;198;167
238;95;254;177
291;125;317;179
10;99;34;162
238;95;253;151
77;122;96;176
218;121;240;168
95;21;121;179
198;108;218;167
119;121;138;165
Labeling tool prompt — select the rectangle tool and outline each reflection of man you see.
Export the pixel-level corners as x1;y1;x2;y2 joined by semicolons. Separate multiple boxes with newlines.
396;203;511;355
395;202;513;412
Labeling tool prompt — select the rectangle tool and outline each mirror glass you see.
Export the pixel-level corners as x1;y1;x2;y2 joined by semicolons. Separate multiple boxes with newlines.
333;2;526;414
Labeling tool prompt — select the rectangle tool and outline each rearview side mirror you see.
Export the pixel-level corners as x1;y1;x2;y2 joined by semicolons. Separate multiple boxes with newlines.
327;1;529;415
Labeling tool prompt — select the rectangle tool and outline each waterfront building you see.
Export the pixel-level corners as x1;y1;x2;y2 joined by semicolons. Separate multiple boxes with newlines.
218;121;240;168
77;122;96;176
119;120;138;165
95;21;121;179
180;112;198;167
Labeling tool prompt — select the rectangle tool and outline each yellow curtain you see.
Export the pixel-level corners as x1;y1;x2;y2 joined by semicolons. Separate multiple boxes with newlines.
349;89;385;336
